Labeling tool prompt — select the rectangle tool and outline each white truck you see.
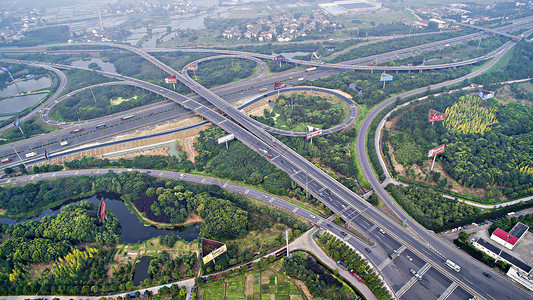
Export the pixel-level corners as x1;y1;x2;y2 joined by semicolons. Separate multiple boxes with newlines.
25;152;36;158
60;140;70;146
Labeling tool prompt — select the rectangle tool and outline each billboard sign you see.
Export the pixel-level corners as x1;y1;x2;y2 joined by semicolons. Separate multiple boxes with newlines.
274;81;286;90
274;55;286;62
428;109;445;122
428;144;445;157
478;89;494;100
380;74;393;82
202;244;227;264
306;129;323;139
165;76;177;84
217;134;235;144
186;65;198;71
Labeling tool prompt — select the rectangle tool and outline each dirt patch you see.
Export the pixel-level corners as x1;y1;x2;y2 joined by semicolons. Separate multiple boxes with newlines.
245;274;254;298
106;146;170;160
181;135;199;163
115;116;206;140
378;201;403;224
293;279;312;300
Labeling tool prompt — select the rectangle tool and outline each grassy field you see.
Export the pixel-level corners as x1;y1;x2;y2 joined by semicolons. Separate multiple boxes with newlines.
198;262;304;300
332;10;417;28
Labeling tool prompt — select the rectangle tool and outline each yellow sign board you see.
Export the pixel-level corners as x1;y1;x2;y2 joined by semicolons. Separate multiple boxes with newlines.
202;244;227;264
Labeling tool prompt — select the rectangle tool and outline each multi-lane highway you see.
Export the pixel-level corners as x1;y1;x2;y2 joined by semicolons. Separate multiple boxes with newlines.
1;17;533;299
104;39;531;299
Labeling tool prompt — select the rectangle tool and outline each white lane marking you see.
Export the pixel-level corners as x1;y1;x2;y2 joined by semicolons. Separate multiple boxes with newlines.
436;282;458;300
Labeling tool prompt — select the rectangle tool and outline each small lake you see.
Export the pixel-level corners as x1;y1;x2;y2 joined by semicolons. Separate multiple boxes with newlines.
1;93;46;114
0;195;201;244
71;58;117;74
0;76;51;98
132;256;151;286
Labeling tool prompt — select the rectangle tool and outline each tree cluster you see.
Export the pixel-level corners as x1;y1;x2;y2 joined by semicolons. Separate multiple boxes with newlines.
194;127;293;196
489;214;533;235
283;253;341;297
146;251;197;284
304;66;470;107
388;92;533;199
267;94;344;129
192;58;256;88
0;176;94;216
386;184;480;229
0;201;122;295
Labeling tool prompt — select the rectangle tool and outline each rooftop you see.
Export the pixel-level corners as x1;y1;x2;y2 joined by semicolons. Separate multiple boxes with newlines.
492;228;519;245
477;238;531;273
509;222;529;240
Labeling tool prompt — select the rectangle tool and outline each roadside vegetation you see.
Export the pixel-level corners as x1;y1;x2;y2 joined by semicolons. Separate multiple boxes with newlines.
386;92;533;201
327;30;471;63
0;171;308;295
50;85;163;122
317;232;393;300
252;93;345;131
191;58;257;88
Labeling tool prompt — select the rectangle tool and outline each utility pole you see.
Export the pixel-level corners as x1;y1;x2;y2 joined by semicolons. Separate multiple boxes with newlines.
90;87;97;103
285;230;290;257
13;147;27;171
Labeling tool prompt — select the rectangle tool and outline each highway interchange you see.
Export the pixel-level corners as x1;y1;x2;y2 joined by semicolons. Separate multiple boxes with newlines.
1;19;533;300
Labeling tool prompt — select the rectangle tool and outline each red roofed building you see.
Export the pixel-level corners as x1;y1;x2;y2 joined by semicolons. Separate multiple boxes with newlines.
491;228;519;250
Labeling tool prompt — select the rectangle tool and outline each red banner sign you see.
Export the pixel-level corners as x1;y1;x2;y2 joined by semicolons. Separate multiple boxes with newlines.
165;76;177;84
306;130;323;139
429;114;445;122
186;65;198;71
428;144;445;157
428;109;445;122
274;81;286;90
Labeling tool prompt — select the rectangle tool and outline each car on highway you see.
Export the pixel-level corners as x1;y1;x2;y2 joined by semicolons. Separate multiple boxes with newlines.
273;143;277;147
406;255;412;261
379;228;385;234
326;223;332;228
365;248;372;253
341;231;347;236
483;272;491;278
410;268;423;280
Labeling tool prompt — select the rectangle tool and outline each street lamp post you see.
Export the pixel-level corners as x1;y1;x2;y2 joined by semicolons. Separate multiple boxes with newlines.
496;234;512;262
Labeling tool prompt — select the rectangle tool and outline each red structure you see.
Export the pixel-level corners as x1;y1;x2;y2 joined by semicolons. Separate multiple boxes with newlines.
98;197;107;222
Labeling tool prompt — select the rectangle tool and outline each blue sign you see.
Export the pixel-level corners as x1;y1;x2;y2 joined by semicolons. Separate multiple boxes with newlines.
380;75;393;82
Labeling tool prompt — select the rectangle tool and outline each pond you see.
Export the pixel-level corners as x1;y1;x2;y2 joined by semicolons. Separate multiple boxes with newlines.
0;76;51;98
132;256;151;286
0;195;201;244
1;93;47;114
71;58;117;74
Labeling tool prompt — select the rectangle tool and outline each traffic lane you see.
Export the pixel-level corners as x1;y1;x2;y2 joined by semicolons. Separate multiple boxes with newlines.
400;267;451;300
381;260;415;293
371;227;403;254
447;286;473;300
401;249;426;270
0;105;191;161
